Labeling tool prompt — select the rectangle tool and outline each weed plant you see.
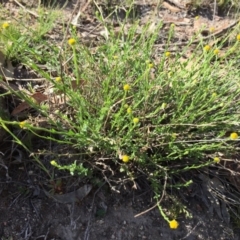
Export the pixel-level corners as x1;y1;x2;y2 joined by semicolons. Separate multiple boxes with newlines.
0;2;240;228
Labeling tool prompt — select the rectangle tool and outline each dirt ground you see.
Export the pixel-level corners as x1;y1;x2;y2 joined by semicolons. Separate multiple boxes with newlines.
0;174;239;240
1;0;240;239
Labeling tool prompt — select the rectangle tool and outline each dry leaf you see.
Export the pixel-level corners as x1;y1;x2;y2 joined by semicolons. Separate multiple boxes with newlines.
71;79;86;90
167;0;191;9
43;184;92;203
11;92;48;116
162;1;181;12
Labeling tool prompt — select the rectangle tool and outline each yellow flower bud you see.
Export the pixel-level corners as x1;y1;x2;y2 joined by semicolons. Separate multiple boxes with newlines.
133;118;139;124
213;157;220;163
230;132;238;140
68;38;76;46
123;84;130;91
122;155;130;163
169;220;179;229
2;22;9;29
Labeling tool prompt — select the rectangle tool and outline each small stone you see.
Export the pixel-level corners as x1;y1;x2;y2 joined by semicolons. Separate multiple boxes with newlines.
99;220;104;224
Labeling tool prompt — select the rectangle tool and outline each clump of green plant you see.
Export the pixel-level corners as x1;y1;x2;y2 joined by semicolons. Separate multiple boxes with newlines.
1;4;240;229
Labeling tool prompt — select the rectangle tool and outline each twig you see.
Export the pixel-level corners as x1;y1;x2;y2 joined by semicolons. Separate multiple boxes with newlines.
5;78;46;81
13;0;39;17
59;0;82;52
71;0;92;26
134;171;168;218
179;221;201;240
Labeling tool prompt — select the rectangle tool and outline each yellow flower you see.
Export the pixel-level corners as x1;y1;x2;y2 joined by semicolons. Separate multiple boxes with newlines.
50;160;58;166
113;55;118;59
161;102;167;109
213;157;220;163
133;117;139;124
55;77;62;82
127;107;132;114
2;22;9;29
172;133;177;139
212;92;217;98
169;220;179;229
237;34;240;41
195;16;199;20
122;155;130;163
19;121;26;129
168;72;173;78
230;132;238;140
170;23;175;28
148;63;154;68
68;38;76;46
123;84;130;91
209;27;215;33
165;51;171;57
204;45;211;51
213;49;219;55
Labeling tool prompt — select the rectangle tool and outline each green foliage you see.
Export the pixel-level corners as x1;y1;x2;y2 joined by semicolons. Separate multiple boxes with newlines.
0;2;240;228
1;8;240;182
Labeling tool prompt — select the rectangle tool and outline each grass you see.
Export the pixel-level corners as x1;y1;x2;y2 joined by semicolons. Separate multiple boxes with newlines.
1;0;240;229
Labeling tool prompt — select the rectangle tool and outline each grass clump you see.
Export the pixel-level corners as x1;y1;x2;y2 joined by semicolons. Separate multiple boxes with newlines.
1;4;240;228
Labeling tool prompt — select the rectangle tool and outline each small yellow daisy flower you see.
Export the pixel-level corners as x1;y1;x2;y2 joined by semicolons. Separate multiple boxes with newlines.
213;49;219;55
237;34;240;41
68;38;76;46
213;157;220;163
113;55;118;59
172;133;177;139
212;92;217;98
55;77;62;82
19;121;26;129
165;51;171;57
148;63;154;68
2;22;9;29
133;117;139;124
204;45;211;51
123;84;130;91
169;220;179;229
122;155;130;163
168;72;173;78
170;23;175;28
230;132;238;140
161;103;167;109
50;160;58;166
195;16;199;20
209;27;215;33
127;107;132;114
